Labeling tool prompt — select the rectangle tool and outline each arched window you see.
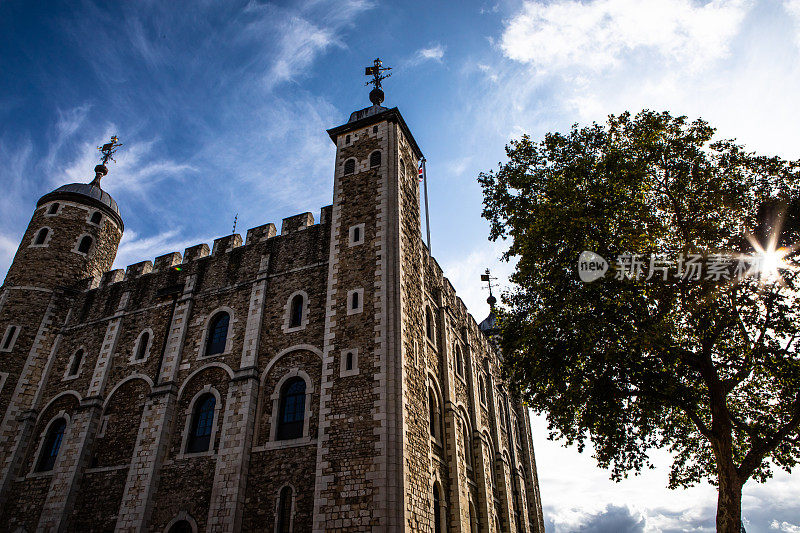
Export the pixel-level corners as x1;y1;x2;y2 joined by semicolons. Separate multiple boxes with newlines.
68;349;83;377
47;203;59;215
455;346;464;377
34;228;48;245
78;235;93;254
469;503;478;533
344;158;356;175
351;291;359;310
353;226;360;242
277;486;293;533
36;418;66;472
425;307;435;342
277;378;305;440
370;151;381;168
186;393;215;453
90;211;102;224
345;351;354;371
428;389;441;441
289;295;303;328
168;520;193;533
135;331;149;360
463;421;473;470
433;482;443;533
206;313;229;355
498;401;506;431
479;375;487;405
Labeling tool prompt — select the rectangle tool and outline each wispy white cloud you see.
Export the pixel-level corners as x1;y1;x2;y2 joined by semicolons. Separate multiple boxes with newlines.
404;44;446;68
114;228;210;270
772;520;800;533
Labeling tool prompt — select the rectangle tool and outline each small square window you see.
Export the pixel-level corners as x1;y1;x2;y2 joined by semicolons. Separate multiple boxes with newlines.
348;224;365;247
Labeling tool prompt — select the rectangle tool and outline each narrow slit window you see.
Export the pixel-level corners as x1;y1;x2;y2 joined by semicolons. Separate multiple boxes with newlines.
34;228;48;245
289;295;303;328
346;352;353;371
68;349;83;376
345;134;351;144
136;331;149;360
78;236;93;254
2;326;17;350
353;226;360;242
277;486;293;533
351;291;359;310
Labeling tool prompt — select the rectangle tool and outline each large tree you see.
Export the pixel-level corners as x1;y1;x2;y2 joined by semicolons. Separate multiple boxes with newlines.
479;110;800;532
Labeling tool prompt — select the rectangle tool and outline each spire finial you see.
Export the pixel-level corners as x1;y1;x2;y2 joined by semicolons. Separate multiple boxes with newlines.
364;57;392;106
481;268;498;308
90;135;123;188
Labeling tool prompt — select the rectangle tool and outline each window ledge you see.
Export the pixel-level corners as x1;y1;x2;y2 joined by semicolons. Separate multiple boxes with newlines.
175;450;217;460
254;436;316;452
198;350;232;361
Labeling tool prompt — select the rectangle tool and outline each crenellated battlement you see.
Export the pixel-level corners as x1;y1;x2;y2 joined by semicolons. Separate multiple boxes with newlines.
75;205;336;297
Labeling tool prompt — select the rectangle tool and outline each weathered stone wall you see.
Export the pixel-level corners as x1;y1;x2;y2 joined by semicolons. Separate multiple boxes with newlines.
0;106;544;532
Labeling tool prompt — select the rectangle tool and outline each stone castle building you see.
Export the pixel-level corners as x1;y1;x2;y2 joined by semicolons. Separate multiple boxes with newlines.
0;80;545;532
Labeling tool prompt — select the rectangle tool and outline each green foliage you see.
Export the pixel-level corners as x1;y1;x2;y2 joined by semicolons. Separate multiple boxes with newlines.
479;110;800;495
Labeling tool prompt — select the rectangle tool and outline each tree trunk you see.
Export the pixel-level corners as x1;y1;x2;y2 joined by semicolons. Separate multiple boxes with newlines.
716;459;742;532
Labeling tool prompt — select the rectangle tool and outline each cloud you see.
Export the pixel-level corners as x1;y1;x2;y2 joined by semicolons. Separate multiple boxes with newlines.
576;505;646;533
113;228;209;271
772;520;800;533
405;44;446;67
501;0;749;72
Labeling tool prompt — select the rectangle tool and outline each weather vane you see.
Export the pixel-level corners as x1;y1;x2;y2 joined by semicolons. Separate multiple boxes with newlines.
364;57;391;106
90;135;123;188
481;268;498;308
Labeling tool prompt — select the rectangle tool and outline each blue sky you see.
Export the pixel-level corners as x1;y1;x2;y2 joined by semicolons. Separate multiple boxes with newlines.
2;0;800;531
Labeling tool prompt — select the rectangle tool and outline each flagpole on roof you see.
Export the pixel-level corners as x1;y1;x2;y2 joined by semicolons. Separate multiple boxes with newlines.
422;157;431;260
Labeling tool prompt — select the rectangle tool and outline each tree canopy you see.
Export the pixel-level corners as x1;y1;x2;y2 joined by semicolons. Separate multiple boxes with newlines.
479;110;800;532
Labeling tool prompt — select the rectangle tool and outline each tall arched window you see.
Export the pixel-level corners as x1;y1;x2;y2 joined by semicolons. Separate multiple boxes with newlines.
206;312;229;355
68;349;83;377
455;345;464;377
78;235;93;254
433;482;443;533
425;307;434;342
186;393;215;453
344;158;356;175
135;331;149;360
462;421;473;470
351;291;359;310
400;159;406;179
469;503;478;533
428;389;441;441
289;295;303;328
277;486;293;533
479;375;487;405
370;150;381;167
277;378;305;440
345;351;354;371
34;228;49;245
36;418;66;472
